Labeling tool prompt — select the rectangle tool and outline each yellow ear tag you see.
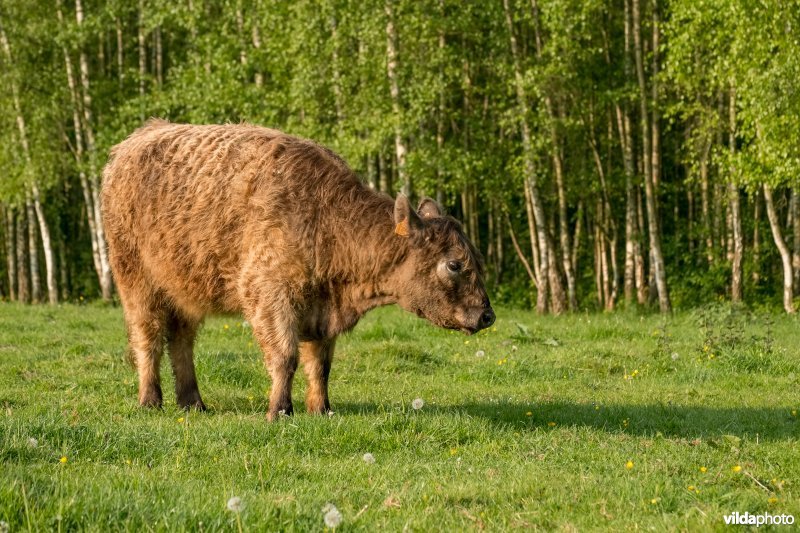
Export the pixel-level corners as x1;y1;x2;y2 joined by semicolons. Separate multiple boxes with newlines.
395;218;410;237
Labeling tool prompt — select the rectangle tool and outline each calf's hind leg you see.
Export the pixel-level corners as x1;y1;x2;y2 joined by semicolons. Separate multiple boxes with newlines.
244;286;299;421
120;290;167;408
166;310;206;410
300;339;335;414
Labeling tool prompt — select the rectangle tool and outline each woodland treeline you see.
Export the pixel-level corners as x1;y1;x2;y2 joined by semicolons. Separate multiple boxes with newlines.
1;0;799;313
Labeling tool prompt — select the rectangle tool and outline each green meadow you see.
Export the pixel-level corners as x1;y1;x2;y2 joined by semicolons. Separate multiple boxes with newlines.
0;303;798;531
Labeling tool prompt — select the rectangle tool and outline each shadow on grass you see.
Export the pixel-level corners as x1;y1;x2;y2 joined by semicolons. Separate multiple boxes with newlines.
334;400;799;441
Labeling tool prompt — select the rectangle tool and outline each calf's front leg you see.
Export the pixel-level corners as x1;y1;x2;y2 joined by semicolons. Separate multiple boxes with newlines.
300;338;336;414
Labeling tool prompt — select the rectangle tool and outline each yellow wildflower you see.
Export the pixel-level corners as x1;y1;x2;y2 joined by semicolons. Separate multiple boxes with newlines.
625;460;634;470
59;456;67;464
732;465;742;473
700;466;707;473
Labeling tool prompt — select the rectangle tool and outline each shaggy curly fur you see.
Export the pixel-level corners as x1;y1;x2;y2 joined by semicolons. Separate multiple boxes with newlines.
102;120;493;419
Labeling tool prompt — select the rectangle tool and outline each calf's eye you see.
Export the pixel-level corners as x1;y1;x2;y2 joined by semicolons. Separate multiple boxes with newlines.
446;260;463;273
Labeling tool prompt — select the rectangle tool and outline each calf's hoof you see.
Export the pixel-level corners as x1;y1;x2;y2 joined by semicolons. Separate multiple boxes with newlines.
139;387;163;409
177;390;207;411
306;399;332;415
267;402;294;422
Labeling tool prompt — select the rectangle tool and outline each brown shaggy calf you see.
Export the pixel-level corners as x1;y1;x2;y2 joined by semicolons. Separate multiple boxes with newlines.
102;120;494;420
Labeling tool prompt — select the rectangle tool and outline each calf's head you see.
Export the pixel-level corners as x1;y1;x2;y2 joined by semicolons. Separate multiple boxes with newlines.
391;195;495;334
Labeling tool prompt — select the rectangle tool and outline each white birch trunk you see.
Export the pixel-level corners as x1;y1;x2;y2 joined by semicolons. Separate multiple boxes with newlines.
385;0;409;196
764;185;794;313
76;0;113;300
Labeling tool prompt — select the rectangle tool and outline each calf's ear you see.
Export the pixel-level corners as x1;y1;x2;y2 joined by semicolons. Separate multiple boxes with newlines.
417;198;443;219
394;194;425;237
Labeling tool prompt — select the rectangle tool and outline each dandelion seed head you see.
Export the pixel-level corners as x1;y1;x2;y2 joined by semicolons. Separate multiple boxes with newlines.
475;350;485;358
362;452;375;464
671;352;679;361
227;496;244;513
27;437;38;448
322;504;342;528
411;398;424;410
0;520;8;533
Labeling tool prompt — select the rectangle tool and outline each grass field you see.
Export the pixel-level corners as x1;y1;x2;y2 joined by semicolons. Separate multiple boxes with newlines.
0;302;798;531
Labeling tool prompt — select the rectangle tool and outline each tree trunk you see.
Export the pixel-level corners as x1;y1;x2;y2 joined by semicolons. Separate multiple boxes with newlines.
329;13;344;125
251;9;264;87
530;0;575;311
76;0;114;301
507;213;537;286
116;17;124;88
618;0;636;306
495;205;504;284
236;2;248;67
764;185;794;313
385;0;409;196
16;209;29;304
572;200;583;277
635;187;647;304
752;188;761;283
379;150;391;193
700;140;713;264
503;0;549;314
155;25;163;88
31;186;57;304
138;0;147;116
436;2;445;203
633;0;670;312
791;188;800;293
650;1;661;192
547;232;567;314
26;197;41;303
728;88;743;302
4;206;16;301
58;234;69;301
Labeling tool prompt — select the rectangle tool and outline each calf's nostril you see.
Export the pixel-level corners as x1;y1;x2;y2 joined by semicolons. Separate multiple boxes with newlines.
480;308;495;327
